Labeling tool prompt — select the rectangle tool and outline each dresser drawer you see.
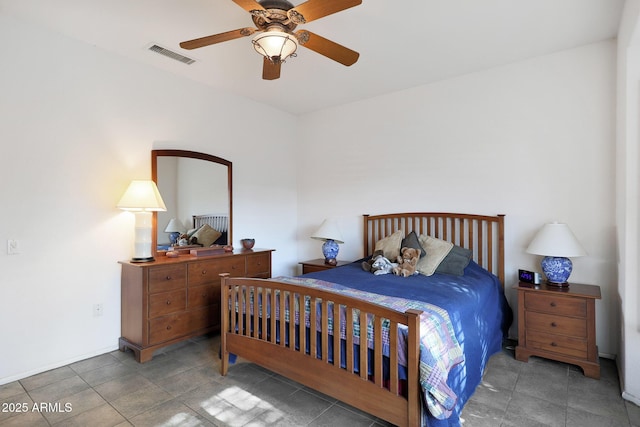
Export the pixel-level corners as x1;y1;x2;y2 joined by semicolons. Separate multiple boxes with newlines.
524;293;586;317
149;313;189;344
148;289;186;318
148;265;187;293
525;311;587;338
188;257;245;287
526;329;588;359
187;306;219;331
246;252;271;277
188;284;220;308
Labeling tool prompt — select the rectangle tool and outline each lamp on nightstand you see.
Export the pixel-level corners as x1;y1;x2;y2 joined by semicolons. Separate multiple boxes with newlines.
311;218;344;266
164;218;185;246
117;180;167;263
526;222;586;286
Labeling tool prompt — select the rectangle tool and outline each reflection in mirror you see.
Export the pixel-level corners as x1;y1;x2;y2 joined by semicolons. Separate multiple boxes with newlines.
152;150;232;257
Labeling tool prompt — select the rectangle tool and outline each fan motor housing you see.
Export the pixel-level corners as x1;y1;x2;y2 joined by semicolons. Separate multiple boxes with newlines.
252;0;298;32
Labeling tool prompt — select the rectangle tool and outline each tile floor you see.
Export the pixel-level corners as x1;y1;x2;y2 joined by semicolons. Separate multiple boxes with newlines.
1;335;639;426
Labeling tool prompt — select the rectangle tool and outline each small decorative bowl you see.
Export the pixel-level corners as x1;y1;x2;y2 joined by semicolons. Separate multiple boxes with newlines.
241;238;255;250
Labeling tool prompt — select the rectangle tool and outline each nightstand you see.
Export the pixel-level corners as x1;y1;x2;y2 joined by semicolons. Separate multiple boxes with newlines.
300;258;351;274
513;281;601;378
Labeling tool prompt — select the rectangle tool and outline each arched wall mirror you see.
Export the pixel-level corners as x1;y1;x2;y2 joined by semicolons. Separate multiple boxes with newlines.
151;150;232;257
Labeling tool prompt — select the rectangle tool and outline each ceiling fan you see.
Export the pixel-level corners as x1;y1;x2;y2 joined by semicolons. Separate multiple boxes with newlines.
179;0;362;80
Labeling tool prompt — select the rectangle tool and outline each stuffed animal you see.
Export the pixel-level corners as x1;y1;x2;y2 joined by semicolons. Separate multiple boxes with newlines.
362;251;398;275
361;250;384;272
371;256;398;275
393;247;421;277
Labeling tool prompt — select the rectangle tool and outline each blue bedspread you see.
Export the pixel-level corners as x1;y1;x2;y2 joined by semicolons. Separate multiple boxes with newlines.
302;260;512;427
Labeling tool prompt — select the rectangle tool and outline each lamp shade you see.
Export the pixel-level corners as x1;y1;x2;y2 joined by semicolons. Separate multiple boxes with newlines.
526;223;586;257
164;218;185;233
252;29;298;63
118;180;166;263
117;180;167;211
311;219;344;244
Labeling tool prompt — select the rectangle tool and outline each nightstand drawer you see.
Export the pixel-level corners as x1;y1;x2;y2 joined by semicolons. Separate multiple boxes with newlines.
525;311;587;338
524;293;586;317
526;330;587;359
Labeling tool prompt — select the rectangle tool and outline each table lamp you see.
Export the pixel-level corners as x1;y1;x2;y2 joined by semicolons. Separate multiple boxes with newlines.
164;218;185;246
526;222;586;286
311;218;344;265
117;180;167;262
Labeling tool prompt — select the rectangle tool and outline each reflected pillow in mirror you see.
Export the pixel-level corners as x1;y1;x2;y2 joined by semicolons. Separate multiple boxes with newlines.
192;224;222;247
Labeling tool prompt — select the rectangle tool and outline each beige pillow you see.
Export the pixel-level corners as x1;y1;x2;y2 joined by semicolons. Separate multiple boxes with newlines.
192;224;222;247
417;235;454;276
374;230;404;261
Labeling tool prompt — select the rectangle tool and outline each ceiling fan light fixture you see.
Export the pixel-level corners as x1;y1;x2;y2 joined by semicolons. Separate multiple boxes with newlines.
252;29;298;63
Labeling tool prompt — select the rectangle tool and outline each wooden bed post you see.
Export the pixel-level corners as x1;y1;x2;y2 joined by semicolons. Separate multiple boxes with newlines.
497;214;505;288
220;273;230;376
363;214;370;257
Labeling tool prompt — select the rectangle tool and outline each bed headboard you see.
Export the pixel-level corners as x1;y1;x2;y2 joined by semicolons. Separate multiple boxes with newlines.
193;213;229;232
363;213;505;287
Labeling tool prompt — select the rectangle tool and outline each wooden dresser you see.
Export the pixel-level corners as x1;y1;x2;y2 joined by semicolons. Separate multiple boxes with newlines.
119;248;273;362
514;281;601;378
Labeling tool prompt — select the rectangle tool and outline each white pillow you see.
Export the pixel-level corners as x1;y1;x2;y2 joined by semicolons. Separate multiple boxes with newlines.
416;235;454;276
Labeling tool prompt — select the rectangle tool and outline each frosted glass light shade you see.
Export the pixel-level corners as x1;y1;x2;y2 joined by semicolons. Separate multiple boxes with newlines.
252;30;298;62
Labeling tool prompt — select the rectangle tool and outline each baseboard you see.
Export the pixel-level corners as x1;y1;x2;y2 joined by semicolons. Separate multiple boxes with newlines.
0;345;119;386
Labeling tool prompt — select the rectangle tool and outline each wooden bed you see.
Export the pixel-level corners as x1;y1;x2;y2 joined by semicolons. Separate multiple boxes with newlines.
220;212;505;427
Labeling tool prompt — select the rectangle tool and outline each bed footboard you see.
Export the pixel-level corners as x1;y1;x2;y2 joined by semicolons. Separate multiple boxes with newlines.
220;274;422;427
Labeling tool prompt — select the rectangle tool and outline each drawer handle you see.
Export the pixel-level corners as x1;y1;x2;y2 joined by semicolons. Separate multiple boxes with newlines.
551;322;557;327
166;325;172;330
202;294;208;298
201;270;207;275
166;300;171;305
550;302;556;307
165;276;172;280
551;342;557;347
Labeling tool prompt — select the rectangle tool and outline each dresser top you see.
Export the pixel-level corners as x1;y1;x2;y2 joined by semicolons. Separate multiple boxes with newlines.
513;281;601;299
119;248;274;266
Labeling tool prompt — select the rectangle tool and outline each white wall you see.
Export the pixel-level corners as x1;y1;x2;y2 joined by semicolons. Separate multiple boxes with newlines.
0;11;623;390
616;0;640;406
0;14;299;384
296;40;618;355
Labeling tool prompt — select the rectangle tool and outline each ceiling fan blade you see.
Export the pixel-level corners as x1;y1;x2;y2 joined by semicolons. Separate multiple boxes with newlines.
232;0;266;13
262;58;281;80
289;0;361;24
296;30;359;66
180;28;257;50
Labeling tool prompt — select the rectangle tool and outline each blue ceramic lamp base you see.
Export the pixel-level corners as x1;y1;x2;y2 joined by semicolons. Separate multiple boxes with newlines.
322;239;339;265
541;256;572;286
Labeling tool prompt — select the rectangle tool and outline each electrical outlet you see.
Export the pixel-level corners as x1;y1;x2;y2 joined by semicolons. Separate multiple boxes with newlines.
7;239;19;255
93;303;103;317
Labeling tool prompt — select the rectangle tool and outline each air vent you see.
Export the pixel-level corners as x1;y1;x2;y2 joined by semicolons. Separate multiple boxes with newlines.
148;44;195;65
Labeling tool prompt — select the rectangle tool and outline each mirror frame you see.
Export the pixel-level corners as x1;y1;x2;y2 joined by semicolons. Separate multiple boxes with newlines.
151;149;233;258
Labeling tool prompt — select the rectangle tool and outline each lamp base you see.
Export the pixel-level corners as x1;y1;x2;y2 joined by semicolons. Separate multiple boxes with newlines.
131;256;155;263
322;239;339;265
541;256;572;285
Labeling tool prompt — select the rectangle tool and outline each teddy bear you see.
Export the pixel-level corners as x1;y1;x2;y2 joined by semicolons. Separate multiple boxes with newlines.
392;247;421;277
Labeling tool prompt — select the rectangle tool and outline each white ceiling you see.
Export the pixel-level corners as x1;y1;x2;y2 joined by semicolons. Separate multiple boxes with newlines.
2;0;625;115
